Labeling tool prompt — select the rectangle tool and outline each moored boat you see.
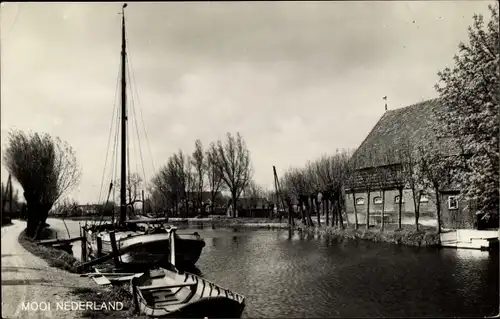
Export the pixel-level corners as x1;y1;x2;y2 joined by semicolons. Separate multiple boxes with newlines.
130;226;245;318
131;269;246;318
85;228;205;268
81;2;205;269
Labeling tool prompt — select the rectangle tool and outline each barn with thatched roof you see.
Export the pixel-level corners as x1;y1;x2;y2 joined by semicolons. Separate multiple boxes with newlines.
345;99;468;228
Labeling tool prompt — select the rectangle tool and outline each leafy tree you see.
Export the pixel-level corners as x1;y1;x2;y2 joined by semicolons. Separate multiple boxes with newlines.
416;143;455;233
435;4;499;218
3;130;81;238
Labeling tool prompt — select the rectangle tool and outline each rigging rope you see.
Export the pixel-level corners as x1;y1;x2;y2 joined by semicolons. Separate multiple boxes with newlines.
125;42;157;175
110;91;121;226
126;56;148;198
96;66;121;207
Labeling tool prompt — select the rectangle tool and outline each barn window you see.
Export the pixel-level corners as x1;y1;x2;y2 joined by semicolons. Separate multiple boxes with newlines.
420;194;429;203
394;195;404;203
355;198;365;205
373;197;383;204
448;196;458;210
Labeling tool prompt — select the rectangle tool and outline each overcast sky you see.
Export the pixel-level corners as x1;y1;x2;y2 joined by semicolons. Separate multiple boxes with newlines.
0;1;494;204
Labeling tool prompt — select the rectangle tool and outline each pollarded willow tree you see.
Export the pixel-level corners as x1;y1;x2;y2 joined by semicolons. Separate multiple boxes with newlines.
435;4;499;219
3;130;81;239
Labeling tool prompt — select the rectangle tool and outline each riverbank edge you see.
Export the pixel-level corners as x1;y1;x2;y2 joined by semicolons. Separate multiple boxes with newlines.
17;227;146;318
167;217;290;230
166;217;440;247
294;224;441;247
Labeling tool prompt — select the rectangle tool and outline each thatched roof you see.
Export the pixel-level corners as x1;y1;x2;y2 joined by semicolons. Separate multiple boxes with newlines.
347;99;462;191
349;98;459;170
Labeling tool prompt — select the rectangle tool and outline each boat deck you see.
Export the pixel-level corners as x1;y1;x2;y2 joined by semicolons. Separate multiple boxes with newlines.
440;229;499;250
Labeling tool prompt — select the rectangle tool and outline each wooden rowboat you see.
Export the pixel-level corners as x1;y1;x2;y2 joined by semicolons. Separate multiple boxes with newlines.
130;268;245;318
129;226;245;318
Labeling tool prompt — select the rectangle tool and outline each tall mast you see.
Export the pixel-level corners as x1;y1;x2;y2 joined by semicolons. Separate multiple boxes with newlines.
119;3;128;225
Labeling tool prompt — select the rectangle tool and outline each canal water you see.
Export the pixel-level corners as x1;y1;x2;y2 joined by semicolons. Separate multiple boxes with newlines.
51;219;499;318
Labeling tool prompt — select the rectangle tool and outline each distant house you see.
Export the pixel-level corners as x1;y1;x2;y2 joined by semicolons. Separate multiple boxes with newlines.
227;197;274;218
185;191;223;205
346;99;466;228
77;204;101;216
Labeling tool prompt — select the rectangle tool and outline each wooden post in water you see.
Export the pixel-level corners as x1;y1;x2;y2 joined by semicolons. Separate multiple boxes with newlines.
109;231;120;267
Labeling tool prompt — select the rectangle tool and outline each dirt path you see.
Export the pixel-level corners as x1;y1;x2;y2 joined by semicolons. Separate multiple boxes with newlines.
1;220;96;319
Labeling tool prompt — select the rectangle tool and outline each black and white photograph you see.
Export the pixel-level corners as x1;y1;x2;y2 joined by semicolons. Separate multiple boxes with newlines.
1;1;498;318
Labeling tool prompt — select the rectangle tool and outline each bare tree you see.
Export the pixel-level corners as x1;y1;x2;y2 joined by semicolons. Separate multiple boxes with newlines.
311;151;350;229
151;150;191;217
345;156;360;229
191;139;206;214
357;149;377;230
305;161;322;227
114;172;143;210
3;130;81;239
184;156;196;217
400;138;424;231
213;132;252;218
373;165;392;230
381;147;406;230
282;168;313;226
206;142;225;215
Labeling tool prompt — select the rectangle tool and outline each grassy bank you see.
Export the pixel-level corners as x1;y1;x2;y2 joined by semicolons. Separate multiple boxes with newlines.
18;228;84;273
168;216;289;229
296;223;441;247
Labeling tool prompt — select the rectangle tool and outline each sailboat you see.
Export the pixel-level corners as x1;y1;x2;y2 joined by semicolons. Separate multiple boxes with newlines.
81;3;205;269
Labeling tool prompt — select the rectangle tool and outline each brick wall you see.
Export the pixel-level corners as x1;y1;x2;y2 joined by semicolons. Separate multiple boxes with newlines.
345;188;438;226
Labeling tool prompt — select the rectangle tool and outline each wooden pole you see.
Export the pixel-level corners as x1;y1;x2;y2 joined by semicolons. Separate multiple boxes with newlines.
8;176;13;216
96;236;103;258
109;231;120;267
141;190;145;216
170;229;176;268
81;228;88;262
131;277;140;314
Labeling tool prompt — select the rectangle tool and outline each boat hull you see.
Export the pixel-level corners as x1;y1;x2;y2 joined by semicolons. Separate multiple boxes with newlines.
84;228;205;267
131;268;245;318
136;295;245;318
175;234;205;267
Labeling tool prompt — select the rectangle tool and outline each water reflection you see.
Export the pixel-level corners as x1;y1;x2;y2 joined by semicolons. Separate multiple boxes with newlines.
455;248;491;261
